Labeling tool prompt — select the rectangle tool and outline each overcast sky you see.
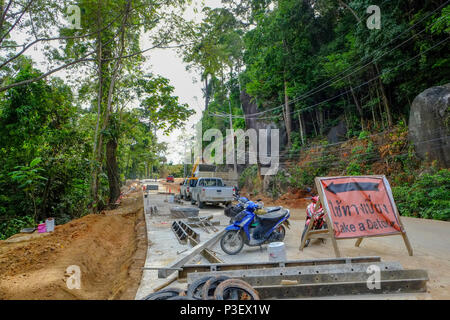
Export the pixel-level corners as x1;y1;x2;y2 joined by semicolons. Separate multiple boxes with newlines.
145;0;223;164
13;0;224;164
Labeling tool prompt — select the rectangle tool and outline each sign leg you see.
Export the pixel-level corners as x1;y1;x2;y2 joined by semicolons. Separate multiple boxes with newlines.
401;232;413;256
355;238;363;247
324;213;340;257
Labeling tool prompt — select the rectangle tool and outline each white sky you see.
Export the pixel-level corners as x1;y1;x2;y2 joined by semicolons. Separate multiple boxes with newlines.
11;0;224;165
145;0;223;164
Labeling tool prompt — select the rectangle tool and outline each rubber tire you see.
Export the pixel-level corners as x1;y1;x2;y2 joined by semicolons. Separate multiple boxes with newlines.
301;224;311;248
141;288;183;300
201;275;231;300
197;196;204;209
191;197;196;205
186;276;215;300
214;279;260;300
167;295;191;300
278;225;286;242
220;230;244;255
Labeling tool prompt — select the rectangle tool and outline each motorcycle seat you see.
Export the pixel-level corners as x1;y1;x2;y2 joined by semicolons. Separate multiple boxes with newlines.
257;210;288;221
266;206;282;213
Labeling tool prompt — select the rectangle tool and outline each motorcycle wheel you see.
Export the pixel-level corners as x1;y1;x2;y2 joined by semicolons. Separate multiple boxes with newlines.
301;224;311;248
277;225;286;241
220;230;244;255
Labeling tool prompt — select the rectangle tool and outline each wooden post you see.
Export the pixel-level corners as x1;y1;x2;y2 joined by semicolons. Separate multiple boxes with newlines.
324;213;341;257
355;238;363;247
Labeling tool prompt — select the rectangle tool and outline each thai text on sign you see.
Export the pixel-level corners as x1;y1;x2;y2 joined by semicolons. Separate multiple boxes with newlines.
319;176;402;239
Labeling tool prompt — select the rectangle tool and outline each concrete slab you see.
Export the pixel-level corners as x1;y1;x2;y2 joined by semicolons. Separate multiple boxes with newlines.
135;192;227;300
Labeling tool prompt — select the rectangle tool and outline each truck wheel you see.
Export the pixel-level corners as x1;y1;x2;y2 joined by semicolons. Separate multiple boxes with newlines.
197;196;204;209
191;197;195;205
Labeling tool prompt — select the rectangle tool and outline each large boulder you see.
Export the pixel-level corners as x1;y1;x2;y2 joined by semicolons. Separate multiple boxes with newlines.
409;84;450;167
327;120;347;144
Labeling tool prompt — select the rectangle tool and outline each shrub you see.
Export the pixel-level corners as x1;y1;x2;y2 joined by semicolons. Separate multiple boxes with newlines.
0;216;35;240
392;169;450;220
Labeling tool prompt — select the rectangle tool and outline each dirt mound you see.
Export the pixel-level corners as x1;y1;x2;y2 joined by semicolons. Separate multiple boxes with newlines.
0;189;146;300
242;188;309;209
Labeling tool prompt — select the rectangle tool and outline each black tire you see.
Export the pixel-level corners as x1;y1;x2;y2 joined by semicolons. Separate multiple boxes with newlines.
141;288;183;300
214;279;260;300
167;295;191;300
201;275;231;300
278;225;286;242
197;196;204;209
301;224;311;248
186;276;214;300
180;193;184;200
220;230;244;255
191;197;195;205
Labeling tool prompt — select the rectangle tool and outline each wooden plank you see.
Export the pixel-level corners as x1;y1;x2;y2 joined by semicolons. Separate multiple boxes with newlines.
315;177;341;257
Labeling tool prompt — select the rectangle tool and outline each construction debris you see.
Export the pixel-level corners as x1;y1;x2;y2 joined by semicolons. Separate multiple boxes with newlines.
171;220;200;244
169;206;199;219
183;257;429;299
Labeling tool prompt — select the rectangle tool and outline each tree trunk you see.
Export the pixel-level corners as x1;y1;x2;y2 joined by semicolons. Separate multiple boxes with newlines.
284;77;292;148
298;111;305;145
106;138;121;205
204;75;210;110
374;63;392;127
311;111;318;136
349;82;364;130
316;109;324;135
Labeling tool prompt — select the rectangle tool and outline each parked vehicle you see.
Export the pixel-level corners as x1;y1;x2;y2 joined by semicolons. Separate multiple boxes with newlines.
301;195;326;247
181;178;198;201
179;178;188;199
220;201;291;255
190;177;234;208
224;195;249;218
166;175;174;183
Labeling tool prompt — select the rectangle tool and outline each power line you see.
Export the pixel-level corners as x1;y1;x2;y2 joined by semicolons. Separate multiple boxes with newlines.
207;3;449;120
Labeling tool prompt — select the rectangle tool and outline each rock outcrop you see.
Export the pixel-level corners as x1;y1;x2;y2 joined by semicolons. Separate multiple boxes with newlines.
409;84;450;167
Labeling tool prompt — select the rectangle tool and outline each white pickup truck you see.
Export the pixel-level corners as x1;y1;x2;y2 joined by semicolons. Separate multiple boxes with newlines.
190;177;234;208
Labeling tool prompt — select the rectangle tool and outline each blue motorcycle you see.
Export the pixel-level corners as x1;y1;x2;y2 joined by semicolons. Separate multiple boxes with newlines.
220;201;291;255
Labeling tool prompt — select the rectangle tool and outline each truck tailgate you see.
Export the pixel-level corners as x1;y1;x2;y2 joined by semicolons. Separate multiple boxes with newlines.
203;187;233;200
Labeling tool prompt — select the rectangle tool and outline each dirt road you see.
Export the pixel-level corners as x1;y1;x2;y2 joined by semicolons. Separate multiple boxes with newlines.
0;189;147;300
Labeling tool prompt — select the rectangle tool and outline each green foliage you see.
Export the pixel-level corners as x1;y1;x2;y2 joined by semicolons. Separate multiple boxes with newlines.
0;216;35;240
346;161;362;176
393;169;450;220
239;165;258;189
